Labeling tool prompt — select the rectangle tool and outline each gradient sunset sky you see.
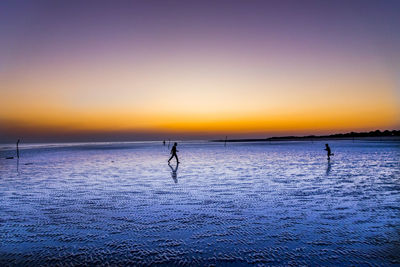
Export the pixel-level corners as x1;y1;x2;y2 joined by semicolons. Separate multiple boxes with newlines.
1;0;399;142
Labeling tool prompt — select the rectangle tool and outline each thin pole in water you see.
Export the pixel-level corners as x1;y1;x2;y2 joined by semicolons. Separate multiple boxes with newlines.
16;139;20;159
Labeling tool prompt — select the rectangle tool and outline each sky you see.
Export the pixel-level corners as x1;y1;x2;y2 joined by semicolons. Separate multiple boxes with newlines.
1;0;399;142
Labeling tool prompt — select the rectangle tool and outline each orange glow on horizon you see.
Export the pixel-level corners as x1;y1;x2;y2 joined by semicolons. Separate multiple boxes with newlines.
1;1;400;142
1;58;399;137
1;34;399;140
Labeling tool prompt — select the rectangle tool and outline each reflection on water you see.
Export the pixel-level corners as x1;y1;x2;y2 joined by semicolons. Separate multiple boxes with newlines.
16;158;20;175
0;140;399;265
168;162;179;183
326;160;331;176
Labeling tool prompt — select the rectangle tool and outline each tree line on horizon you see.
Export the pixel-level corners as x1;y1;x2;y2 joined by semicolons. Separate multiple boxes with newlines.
215;129;400;142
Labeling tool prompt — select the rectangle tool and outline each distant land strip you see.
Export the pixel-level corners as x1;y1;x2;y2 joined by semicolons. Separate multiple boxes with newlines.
212;130;400;142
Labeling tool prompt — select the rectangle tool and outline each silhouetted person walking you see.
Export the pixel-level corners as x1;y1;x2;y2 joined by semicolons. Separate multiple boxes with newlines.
324;143;333;160
168;142;180;164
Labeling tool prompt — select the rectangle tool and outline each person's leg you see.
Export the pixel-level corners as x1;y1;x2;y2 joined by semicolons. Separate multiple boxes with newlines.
175;153;180;163
168;154;174;162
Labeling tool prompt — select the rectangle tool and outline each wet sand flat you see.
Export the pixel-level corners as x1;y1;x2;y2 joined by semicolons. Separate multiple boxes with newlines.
0;140;399;265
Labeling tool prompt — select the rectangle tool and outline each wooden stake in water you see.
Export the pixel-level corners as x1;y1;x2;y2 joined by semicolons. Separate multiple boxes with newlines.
16;139;20;159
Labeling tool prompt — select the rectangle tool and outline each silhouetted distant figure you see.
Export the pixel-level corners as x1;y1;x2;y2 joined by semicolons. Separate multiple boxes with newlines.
168;162;179;183
168;142;180;164
324;144;333;160
163;140;166;146
16;139;20;159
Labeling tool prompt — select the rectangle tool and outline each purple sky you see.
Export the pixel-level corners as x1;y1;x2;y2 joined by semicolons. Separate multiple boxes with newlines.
1;0;399;142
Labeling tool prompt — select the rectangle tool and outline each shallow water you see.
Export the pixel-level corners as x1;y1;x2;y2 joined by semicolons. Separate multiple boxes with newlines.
0;140;399;266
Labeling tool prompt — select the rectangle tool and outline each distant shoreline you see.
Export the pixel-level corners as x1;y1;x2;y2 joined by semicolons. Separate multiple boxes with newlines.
212;130;400;142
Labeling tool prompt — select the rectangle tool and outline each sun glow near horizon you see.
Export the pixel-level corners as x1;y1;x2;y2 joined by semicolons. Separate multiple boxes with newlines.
1;1;399;141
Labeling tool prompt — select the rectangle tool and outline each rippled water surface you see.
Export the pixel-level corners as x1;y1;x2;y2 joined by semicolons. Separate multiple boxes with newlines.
0;140;399;266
